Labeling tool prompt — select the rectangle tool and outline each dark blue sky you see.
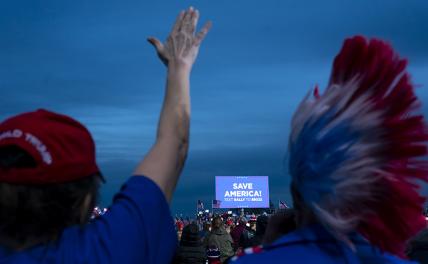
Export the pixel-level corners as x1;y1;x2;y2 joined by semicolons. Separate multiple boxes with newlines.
1;0;428;215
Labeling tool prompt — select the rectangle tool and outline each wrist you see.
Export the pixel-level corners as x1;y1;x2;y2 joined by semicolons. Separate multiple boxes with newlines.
168;61;192;75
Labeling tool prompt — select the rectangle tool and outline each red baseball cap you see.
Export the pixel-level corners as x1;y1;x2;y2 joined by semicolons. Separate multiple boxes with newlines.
0;109;102;184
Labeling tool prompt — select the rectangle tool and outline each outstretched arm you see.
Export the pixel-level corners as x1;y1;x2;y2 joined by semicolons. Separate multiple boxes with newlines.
134;7;211;202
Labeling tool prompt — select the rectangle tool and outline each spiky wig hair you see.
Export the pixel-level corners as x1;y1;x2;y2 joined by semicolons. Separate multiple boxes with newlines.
289;36;428;256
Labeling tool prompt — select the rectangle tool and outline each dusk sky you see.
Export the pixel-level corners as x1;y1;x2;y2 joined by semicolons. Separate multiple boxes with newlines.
1;0;427;215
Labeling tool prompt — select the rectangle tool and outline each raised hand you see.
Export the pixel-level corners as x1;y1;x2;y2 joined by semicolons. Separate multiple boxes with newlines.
136;7;210;202
148;7;211;71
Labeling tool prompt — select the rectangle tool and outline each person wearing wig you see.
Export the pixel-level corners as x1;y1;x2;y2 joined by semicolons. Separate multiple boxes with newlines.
232;36;428;263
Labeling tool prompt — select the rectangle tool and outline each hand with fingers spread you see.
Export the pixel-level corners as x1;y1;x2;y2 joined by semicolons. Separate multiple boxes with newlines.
148;7;211;71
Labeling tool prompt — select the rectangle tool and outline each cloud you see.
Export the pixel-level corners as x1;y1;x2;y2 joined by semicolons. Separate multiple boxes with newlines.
1;0;428;214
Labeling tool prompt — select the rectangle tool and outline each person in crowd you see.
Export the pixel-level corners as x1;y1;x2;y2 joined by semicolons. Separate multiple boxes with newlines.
0;7;211;264
239;219;256;250
204;216;234;263
247;215;268;247
262;209;296;244
174;223;207;264
176;217;185;231
231;36;428;263
225;218;234;234
199;222;212;242
230;219;237;233
230;217;247;251
249;217;257;233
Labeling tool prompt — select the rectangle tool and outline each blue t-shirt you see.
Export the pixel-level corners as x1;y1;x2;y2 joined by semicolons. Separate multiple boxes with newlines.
0;176;178;263
231;224;416;264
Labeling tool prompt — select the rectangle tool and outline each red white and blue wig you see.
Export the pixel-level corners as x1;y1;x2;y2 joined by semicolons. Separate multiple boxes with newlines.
288;36;428;256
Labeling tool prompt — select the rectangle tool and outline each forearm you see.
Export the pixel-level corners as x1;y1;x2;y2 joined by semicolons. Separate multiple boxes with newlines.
135;65;191;202
154;65;191;194
156;65;191;145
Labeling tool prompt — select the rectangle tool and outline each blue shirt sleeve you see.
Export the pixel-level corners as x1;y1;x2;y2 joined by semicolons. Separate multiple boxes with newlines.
56;176;178;264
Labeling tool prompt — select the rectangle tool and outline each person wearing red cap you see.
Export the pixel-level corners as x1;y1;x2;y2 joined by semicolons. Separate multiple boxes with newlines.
0;7;210;264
